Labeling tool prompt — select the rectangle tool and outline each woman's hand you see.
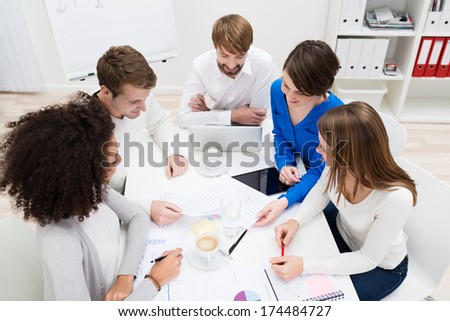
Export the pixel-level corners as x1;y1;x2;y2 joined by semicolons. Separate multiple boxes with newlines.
270;255;304;281
274;219;300;247
279;166;301;186
254;198;289;227
105;274;134;301
148;248;183;287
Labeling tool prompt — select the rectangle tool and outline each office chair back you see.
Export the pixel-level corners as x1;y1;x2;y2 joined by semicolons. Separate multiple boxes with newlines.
383;157;450;300
341;99;407;156
0;216;44;300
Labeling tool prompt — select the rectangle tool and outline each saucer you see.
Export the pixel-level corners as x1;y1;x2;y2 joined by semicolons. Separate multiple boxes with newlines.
186;247;227;270
196;162;228;177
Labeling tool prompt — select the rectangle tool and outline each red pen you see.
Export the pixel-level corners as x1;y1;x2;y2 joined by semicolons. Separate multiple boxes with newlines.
281;242;285;256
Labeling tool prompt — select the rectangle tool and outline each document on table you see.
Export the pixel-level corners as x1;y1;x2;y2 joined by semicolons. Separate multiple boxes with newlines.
150;262;344;301
173;175;272;228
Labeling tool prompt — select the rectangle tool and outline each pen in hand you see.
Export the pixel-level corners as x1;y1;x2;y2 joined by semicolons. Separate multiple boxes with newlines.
281;231;286;257
150;255;167;263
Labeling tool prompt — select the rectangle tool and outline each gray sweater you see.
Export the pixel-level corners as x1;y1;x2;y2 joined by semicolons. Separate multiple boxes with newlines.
36;187;156;300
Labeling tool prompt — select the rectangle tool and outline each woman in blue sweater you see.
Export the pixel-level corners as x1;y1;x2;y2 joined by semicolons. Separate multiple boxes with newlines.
256;40;343;227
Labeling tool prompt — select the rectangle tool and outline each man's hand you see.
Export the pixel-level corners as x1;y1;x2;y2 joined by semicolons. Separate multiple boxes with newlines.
150;200;183;225
231;105;267;125
188;94;209;112
166;154;189;179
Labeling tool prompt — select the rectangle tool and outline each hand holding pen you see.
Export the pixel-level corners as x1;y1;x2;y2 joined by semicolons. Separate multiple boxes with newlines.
274;219;300;248
146;248;183;289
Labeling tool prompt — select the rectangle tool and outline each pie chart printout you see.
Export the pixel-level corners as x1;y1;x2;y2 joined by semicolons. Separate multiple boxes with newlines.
234;290;261;301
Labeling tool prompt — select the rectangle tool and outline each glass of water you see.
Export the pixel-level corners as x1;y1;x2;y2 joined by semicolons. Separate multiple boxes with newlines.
220;197;241;238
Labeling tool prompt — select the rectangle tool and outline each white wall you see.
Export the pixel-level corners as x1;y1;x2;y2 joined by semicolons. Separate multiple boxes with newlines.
19;0;331;94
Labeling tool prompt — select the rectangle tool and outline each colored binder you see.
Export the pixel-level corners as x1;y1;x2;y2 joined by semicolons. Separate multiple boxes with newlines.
436;37;450;77
424;37;446;77
412;37;434;77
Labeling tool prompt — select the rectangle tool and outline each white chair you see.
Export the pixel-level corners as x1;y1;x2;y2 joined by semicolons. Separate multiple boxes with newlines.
383;157;450;301
342;99;407;156
378;111;407;157
0;216;44;300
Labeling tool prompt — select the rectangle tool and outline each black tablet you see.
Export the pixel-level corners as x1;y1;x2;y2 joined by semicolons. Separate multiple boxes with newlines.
232;167;290;196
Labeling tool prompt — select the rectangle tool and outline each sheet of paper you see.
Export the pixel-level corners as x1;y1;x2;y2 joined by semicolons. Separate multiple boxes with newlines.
154;263;277;301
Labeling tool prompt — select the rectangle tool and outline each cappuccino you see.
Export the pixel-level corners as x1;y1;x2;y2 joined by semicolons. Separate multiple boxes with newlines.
196;236;218;252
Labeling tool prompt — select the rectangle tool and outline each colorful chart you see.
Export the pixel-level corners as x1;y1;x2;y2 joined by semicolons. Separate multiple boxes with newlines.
234;290;261;301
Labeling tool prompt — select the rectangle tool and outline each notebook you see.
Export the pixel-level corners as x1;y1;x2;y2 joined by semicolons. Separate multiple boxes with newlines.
187;125;263;152
264;269;345;301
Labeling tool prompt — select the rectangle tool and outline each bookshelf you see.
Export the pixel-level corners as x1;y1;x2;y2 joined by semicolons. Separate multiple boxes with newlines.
326;0;450;123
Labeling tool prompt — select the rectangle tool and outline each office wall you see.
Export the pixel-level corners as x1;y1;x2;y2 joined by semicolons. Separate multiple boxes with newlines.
19;0;330;94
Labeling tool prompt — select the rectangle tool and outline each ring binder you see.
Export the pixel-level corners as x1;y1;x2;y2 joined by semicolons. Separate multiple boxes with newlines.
304;290;345;301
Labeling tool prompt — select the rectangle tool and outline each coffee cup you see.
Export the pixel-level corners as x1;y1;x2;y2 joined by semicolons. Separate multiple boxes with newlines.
195;233;220;263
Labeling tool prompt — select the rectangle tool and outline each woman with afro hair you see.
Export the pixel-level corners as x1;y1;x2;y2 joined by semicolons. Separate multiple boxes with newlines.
1;92;182;300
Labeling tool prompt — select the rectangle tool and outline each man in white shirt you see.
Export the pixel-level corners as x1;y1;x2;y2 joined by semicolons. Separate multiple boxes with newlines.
96;45;188;225
178;14;279;128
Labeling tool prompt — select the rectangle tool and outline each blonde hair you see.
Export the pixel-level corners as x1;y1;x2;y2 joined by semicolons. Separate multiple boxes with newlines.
212;14;253;54
318;102;417;205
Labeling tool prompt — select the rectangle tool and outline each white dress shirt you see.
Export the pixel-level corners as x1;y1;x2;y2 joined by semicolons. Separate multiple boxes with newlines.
178;46;279;128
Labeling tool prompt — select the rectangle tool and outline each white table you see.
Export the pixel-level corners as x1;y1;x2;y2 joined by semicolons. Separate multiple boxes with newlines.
123;122;359;301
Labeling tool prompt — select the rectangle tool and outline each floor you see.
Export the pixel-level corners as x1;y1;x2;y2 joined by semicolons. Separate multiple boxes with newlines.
0;91;449;300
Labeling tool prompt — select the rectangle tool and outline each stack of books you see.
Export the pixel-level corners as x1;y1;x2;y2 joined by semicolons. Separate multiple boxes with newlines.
366;10;414;30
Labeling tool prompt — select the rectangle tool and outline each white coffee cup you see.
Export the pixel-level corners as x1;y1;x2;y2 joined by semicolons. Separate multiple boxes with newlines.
195;233;220;263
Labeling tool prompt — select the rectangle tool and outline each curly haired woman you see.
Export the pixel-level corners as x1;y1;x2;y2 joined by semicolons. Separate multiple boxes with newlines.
1;92;182;300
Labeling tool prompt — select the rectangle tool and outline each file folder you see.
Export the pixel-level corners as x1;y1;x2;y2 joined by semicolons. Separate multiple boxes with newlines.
438;10;450;33
335;38;351;77
412;37;434;77
424;11;442;33
338;0;353;32
368;38;389;77
424;37;445;77
345;38;363;77
436;38;450;77
349;0;366;31
357;38;376;77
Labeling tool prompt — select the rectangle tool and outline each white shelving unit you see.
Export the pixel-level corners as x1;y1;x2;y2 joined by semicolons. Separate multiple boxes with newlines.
326;0;450;123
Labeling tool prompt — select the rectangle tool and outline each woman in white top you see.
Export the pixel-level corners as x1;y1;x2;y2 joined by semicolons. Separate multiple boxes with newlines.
1;92;183;300
270;101;417;300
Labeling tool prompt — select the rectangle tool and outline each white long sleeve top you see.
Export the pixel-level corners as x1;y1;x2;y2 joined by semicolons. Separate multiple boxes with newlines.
107;93;186;215
178;46;279;128
294;167;413;275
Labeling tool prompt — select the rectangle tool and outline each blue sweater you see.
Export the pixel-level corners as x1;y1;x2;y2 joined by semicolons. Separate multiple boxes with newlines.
271;78;343;207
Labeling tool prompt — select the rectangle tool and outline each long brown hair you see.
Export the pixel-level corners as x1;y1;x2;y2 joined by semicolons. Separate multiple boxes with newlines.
318;101;417;205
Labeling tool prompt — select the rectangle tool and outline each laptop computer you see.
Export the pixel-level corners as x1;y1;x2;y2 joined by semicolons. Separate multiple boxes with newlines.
187;125;263;152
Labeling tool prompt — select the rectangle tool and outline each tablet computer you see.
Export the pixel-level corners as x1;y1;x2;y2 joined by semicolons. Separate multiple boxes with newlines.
231;167;290;196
